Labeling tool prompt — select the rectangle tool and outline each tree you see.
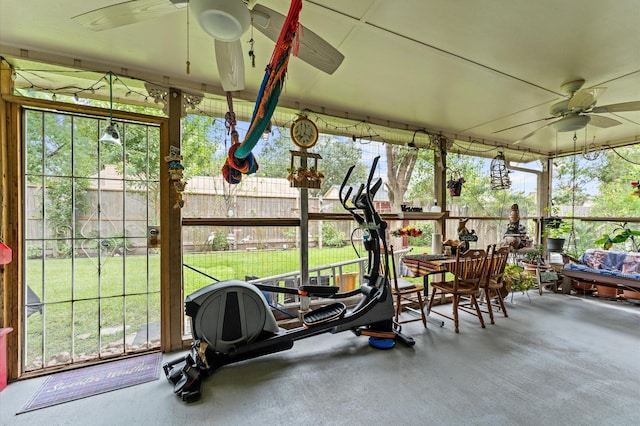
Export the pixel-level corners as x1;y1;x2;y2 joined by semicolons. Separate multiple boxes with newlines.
256;129;367;194
385;145;419;211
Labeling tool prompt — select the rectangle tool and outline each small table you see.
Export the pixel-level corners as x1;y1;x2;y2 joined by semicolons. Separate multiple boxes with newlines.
401;254;457;327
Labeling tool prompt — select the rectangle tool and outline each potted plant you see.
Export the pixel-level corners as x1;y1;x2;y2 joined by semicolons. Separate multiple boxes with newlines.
542;209;572;253
594;222;640;252
446;177;465;197
503;264;538;301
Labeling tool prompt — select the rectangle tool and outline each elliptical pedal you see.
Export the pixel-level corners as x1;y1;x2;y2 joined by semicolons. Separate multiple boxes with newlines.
302;302;347;327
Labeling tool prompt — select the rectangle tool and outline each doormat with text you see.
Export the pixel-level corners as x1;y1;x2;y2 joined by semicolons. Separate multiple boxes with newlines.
17;352;162;414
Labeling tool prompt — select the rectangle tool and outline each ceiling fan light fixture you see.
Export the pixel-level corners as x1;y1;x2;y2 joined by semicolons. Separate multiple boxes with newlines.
191;0;251;42
552;113;591;132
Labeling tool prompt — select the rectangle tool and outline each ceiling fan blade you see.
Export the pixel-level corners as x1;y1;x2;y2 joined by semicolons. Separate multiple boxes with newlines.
512;121;555;145
72;0;185;31
588;115;621;128
492;117;554;134
251;4;344;74
567;87;606;111
592;101;640;113
215;39;245;92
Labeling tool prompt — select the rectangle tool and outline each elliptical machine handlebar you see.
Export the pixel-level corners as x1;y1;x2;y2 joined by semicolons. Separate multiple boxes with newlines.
338;157;388;288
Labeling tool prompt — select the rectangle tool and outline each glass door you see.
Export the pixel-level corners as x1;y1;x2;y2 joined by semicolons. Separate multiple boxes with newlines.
23;108;160;371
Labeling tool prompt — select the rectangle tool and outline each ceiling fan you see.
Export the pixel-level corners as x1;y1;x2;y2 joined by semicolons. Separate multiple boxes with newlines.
498;79;640;144
72;0;344;91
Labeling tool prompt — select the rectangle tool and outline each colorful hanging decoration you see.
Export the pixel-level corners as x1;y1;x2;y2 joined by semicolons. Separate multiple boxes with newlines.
0;242;12;265
165;145;187;208
222;0;304;184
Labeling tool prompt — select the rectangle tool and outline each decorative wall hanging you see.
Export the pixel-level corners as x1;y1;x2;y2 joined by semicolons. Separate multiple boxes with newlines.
165;145;186;208
222;0;303;184
288;150;323;189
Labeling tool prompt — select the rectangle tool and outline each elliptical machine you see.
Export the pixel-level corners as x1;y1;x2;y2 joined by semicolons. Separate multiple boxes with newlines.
164;156;414;402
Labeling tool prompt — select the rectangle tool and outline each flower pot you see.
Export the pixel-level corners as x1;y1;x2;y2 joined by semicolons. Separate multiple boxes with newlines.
449;186;462;196
596;285;618;298
521;262;551;275
546;237;565;253
572;280;595;292
623;289;640;303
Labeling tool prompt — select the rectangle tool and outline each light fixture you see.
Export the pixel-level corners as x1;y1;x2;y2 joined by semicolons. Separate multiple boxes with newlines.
100;71;121;145
262;120;272;141
490;152;511;190
551;113;591;133
191;0;251;42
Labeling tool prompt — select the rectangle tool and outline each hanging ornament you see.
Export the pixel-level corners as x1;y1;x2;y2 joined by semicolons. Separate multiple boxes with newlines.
490;152;511;190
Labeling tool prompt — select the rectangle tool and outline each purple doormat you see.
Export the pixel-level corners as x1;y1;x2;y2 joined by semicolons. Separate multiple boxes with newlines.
17;352;162;414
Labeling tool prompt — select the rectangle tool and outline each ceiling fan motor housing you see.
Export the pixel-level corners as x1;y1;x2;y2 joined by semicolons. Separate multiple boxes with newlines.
191;0;251;42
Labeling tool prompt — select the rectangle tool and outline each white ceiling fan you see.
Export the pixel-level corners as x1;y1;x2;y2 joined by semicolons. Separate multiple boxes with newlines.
72;0;344;91
495;79;640;144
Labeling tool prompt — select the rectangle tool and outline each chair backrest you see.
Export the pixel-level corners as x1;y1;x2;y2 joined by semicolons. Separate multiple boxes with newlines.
485;244;510;285
450;248;487;290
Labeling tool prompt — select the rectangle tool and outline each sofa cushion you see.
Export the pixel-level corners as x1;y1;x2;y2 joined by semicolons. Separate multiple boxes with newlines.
564;249;640;280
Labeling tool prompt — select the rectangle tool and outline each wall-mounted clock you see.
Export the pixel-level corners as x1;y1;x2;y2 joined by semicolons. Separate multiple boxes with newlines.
290;116;319;149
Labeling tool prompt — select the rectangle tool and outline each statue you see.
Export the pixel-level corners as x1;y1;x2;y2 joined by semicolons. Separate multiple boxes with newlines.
457;218;476;253
503;204;531;249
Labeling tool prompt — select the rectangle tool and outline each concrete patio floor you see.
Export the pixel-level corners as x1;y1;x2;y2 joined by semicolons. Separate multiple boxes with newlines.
1;291;639;426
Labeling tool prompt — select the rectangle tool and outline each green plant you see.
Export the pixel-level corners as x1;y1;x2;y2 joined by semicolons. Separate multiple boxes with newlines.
503;264;537;294
207;231;229;251
542;219;572;239
322;222;346;247
542;206;572;239
522;244;545;265
594;222;640;252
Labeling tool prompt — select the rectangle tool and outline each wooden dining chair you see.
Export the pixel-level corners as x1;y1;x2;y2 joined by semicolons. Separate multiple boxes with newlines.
390;245;427;328
427;248;488;333
480;244;510;324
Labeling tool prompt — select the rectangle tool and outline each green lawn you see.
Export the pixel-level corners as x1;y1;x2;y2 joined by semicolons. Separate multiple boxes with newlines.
24;244;430;369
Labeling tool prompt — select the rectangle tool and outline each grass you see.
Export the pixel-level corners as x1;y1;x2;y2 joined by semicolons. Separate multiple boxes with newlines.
24;244;431;369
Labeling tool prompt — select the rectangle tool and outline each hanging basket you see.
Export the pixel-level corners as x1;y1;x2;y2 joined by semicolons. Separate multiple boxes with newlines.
446;177;465;197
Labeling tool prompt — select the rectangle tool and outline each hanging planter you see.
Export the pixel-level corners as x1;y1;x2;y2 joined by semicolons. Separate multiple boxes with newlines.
447;176;465;197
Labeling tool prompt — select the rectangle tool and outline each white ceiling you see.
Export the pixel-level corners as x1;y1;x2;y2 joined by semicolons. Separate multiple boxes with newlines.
1;0;640;158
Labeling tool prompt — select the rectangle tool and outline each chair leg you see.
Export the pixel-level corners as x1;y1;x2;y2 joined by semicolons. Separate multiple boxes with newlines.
417;292;427;328
427;286;437;314
471;295;486;328
485;288;496;325
497;292;509;318
394;294;401;323
452;295;460;333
